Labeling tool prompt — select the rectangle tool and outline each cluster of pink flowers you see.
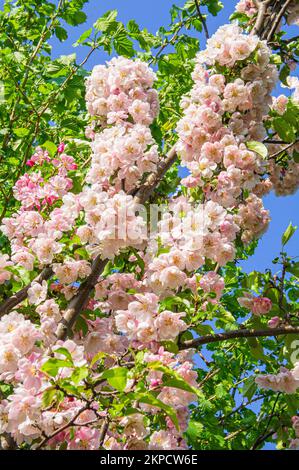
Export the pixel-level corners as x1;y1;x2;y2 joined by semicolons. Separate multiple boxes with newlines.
0;55;204;450
238;292;272;316
268;158;299;196
88;124;159;192
85;56;158;125
290;416;299;449
266;77;299;196
256;362;299;394
0;254;13;284
14;148;76;210
0;327;98;446
235;194;270;244
177;24;277;244
1;11;298;447
52;260;91;285
235;0;257;17
115;293;187;344
144;197;238;295
86;57;160;192
0;312;41;382
78;190;147;260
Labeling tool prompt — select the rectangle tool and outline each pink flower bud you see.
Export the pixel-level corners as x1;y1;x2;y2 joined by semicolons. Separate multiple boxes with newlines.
267;316;280;329
57;142;65;153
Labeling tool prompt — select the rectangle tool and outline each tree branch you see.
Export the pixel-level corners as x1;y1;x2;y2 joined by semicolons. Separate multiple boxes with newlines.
180;325;299;349
266;0;293;42
252;0;273;37
0;267;53;318
194;0;209;40
269;140;299;161
35;404;89;450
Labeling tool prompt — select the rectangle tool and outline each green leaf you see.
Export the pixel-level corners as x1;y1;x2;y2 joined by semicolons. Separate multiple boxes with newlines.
286;261;299;278
55;26;68;42
41;358;73;377
54;347;74;365
282;222;297;246
13;128;30;137
185;420;203;448
273;117;296;143
94;10;118;32
137;392;179;430
279;64;290;86
71;367;89;384
248;338;268;362
73;28;92;46
207;0;224;16
101;367;128;391
242;376;257;401
42;388;56;408
160;340;179;354
90;351;108;368
64;10;87;26
285;395;298;415
113;31;135;57
246;141;268;159
42;140;57;157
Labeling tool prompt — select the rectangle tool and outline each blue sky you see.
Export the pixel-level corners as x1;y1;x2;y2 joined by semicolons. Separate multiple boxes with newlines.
48;0;299;276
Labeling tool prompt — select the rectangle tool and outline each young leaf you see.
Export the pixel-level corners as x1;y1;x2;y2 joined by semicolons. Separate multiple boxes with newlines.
94;10;118;32
246;141;268;159
137;392;179;430
101;367;128;391
282;222;297;246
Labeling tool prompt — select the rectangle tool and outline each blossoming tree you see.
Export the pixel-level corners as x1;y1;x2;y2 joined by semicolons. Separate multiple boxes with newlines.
0;0;299;450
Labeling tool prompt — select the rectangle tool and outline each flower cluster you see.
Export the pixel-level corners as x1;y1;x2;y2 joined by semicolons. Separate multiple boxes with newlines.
256;363;299;394
177;24;277;246
88;124;159;192
235;0;257;18
115;293;187;344
85;56;159;125
144;197;238;295
238;292;272;316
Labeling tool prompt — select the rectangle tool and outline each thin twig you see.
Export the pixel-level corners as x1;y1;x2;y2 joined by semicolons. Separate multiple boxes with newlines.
194;0;209;40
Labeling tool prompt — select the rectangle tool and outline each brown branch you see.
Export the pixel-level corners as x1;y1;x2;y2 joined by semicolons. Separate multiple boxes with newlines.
0;432;17;450
133;144;178;204
99;417;109;447
266;0;293;42
180;325;299;349
194;0;209;40
0;267;53;318
55;257;107;340
35;405;89;450
252;0;273;37
269;140;299;161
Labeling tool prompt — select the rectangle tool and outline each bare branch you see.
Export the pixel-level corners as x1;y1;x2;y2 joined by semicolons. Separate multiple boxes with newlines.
194;0;209;40
180;325;299;349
